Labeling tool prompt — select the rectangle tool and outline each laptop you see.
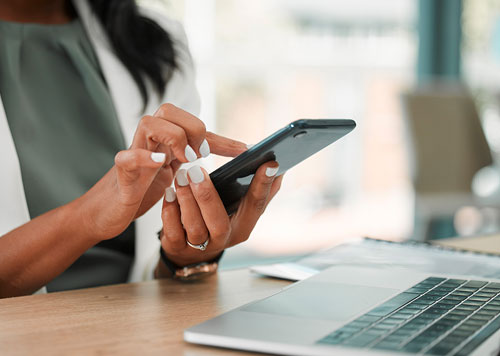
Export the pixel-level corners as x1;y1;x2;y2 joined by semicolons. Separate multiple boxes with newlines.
185;265;500;355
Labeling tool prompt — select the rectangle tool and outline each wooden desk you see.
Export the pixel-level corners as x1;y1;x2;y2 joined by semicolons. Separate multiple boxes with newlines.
432;233;500;255
2;234;499;356
0;269;290;356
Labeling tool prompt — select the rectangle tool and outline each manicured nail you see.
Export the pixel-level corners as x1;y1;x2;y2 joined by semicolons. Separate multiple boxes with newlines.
188;165;204;184
246;144;254;149
165;187;176;202
151;152;166;163
199;139;210;158
176;169;189;186
185;145;197;162
265;166;279;177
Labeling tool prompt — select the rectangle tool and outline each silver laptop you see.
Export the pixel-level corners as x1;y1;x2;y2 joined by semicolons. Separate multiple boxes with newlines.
185;265;500;355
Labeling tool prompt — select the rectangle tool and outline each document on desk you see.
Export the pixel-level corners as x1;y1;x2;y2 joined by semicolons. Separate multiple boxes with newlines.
250;237;500;281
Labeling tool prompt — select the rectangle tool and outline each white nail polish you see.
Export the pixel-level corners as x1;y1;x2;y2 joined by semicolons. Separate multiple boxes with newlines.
199;139;210;158
165;187;176;202
185;145;197;162
176;169;189;186
188;165;204;184
265;166;279;177
151;152;166;163
246;144;255;149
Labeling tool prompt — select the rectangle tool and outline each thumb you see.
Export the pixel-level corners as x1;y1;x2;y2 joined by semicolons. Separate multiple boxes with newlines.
205;131;248;157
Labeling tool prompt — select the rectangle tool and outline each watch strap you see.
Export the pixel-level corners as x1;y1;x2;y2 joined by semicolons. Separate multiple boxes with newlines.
158;243;224;280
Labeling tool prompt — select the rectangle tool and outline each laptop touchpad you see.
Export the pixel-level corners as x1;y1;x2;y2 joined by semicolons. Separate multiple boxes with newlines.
241;282;397;322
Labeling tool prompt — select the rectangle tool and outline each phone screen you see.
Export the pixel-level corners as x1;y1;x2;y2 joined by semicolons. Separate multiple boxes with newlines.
210;119;356;215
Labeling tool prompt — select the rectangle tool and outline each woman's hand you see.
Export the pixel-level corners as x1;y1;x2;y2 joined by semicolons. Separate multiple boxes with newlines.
159;161;283;268
80;103;246;242
0;103;249;297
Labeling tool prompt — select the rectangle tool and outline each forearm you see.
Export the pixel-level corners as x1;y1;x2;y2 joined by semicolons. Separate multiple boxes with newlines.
0;197;98;298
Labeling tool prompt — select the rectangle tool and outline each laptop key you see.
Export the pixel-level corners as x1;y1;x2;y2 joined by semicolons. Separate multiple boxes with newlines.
345;320;372;328
406;287;431;294
426;342;457;356
368;292;419;317
354;315;381;323
446;279;466;285
401;339;429;353
343;332;380;347
475;292;496;298
453;314;500;356
463;280;488;288
372;340;402;351
425;277;447;284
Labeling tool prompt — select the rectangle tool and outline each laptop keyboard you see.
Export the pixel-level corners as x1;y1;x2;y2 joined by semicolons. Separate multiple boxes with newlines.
317;277;500;355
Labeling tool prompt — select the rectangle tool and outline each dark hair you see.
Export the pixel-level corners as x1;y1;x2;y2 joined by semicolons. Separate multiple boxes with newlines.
87;0;177;109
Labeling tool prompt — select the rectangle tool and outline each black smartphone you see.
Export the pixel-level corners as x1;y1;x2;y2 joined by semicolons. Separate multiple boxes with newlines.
210;119;356;215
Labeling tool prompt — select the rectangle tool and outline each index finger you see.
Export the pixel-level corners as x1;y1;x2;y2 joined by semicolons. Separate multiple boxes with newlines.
154;103;207;157
206;132;248;157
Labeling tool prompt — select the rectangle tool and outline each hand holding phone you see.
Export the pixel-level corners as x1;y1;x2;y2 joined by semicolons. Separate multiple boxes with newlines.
210;119;356;215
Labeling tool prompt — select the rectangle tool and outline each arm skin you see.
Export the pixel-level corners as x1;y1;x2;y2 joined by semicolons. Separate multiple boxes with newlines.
0;197;99;297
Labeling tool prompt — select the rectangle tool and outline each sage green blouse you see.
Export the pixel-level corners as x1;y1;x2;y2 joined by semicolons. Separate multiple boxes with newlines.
0;18;135;291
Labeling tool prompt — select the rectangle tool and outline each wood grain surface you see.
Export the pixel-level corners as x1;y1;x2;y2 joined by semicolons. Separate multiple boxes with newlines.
0;269;290;356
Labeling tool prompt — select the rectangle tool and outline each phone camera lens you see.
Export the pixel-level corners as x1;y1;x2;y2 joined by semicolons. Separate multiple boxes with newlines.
293;131;307;138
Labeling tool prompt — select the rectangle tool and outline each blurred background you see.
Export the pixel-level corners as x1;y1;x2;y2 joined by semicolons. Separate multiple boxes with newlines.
141;0;500;267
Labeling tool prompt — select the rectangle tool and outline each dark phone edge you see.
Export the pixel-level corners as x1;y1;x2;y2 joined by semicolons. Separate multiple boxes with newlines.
209;119;356;183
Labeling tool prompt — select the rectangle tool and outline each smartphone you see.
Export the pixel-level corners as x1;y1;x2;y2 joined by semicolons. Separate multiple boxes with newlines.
210;119;356;215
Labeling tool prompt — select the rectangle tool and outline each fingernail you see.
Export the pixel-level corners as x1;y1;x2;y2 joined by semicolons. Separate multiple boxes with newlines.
151;152;166;163
185;145;197;162
265;166;279;177
188;165;204;184
176;169;189;186
199;139;210;158
246;144;254;149
165;187;176;202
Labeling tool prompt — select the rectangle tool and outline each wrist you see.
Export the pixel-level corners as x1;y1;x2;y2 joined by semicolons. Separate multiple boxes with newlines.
157;247;223;280
165;251;223;268
69;194;107;245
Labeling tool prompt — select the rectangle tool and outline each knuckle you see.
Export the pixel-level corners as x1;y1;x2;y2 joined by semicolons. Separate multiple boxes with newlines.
212;222;231;240
171;125;186;142
115;150;139;170
196;188;214;204
114;150;126;166
185;225;206;239
162;238;184;253
158;103;177;116
139;115;154;128
251;196;268;214
192;120;207;138
238;233;250;243
164;125;186;147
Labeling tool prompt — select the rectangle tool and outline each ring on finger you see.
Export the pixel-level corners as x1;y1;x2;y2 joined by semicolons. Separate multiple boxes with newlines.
186;238;209;251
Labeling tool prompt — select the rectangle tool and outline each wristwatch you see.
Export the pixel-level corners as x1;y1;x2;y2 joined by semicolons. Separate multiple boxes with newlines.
159;246;223;281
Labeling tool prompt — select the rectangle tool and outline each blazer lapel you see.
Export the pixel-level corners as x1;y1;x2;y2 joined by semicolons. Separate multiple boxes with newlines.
74;0;163;282
73;0;146;147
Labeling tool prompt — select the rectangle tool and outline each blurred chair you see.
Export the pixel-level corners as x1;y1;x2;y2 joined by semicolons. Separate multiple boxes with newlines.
402;84;493;241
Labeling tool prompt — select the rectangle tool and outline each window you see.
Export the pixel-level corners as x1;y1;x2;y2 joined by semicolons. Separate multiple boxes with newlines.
143;0;418;260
